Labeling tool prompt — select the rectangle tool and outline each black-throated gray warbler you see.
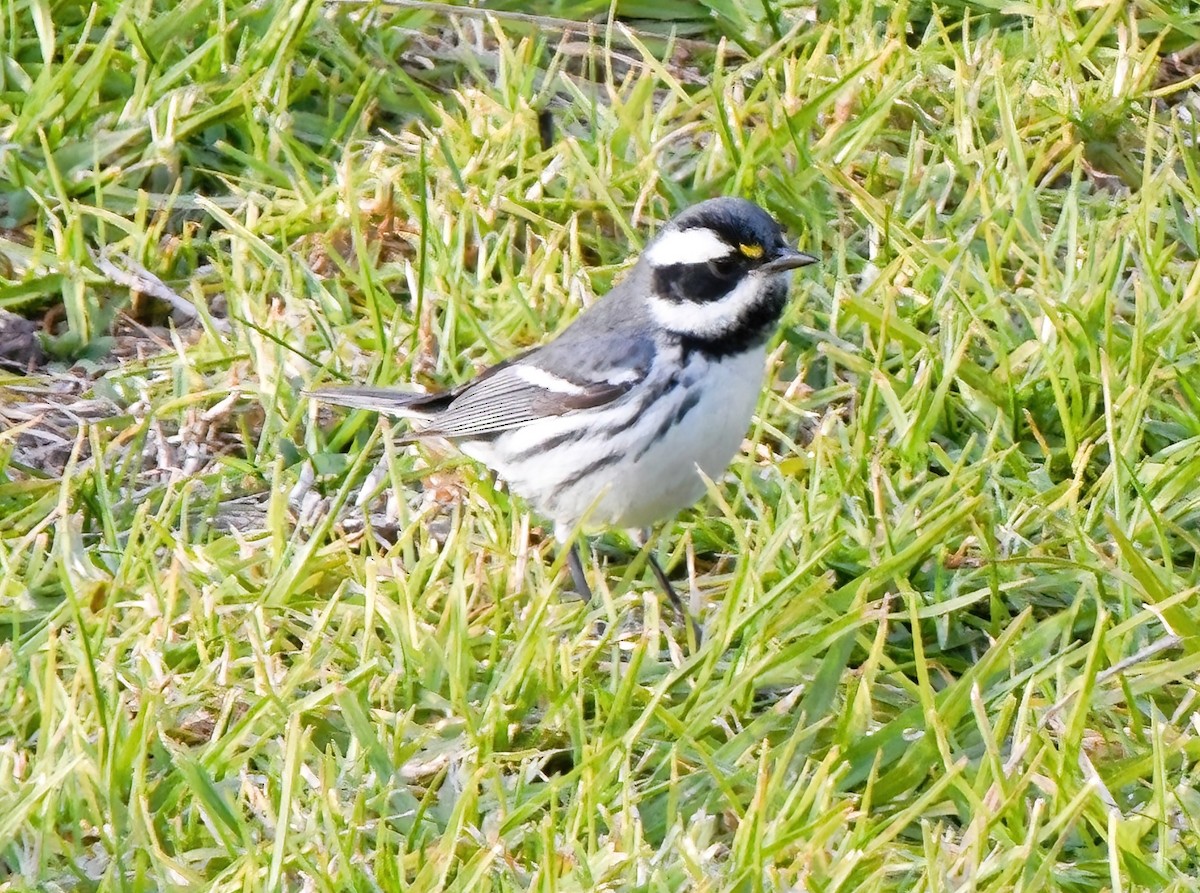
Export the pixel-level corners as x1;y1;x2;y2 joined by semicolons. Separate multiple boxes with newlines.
309;197;816;629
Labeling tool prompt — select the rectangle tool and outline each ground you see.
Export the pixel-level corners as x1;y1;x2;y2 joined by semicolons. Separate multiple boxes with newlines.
2;1;1200;890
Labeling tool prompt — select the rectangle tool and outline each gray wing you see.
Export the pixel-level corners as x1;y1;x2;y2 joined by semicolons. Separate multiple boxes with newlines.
420;333;655;440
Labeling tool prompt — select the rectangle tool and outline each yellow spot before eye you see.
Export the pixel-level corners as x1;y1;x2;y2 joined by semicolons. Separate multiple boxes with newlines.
738;242;764;259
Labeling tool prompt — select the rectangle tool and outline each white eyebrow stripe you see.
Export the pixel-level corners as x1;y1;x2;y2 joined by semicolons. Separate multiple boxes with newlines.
644;227;734;266
514;364;588;394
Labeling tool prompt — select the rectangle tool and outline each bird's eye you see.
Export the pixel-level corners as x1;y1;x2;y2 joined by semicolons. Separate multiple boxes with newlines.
708;255;737;278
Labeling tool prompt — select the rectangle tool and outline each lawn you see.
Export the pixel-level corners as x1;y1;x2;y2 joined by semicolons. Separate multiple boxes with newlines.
2;0;1200;890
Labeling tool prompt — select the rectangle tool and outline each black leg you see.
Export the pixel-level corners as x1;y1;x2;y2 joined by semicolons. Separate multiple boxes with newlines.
647;553;684;615
565;542;594;603
647;552;702;647
565;541;609;638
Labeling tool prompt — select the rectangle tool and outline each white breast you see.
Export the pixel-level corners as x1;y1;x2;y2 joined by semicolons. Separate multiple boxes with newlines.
465;345;768;533
600;346;766;530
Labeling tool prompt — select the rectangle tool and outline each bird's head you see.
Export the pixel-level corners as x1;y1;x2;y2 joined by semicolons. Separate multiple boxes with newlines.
641;197;816;344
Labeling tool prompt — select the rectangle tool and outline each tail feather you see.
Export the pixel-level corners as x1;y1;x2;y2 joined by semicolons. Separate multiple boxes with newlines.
304;385;450;418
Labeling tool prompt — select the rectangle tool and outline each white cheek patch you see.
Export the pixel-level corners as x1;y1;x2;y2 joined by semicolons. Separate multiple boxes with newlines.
644;227;734;266
648;274;766;338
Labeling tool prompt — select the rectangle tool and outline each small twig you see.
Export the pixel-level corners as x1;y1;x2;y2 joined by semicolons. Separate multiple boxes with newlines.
1042;633;1184;723
91;250;231;333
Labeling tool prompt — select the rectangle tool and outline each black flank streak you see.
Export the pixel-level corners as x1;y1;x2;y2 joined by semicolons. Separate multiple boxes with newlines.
558;450;622;491
633;384;703;461
508;428;577;462
507;379;643;462
545;379;667;485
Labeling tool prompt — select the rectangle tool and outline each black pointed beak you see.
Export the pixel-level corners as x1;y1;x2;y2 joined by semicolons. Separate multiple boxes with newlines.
761;245;818;274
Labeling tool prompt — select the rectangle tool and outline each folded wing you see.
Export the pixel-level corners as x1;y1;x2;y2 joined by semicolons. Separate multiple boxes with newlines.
309;333;656;441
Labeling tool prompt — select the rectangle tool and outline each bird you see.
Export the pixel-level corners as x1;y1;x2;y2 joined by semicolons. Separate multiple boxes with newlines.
308;197;816;635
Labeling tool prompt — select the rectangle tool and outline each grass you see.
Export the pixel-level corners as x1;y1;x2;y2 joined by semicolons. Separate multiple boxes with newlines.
2;0;1200;889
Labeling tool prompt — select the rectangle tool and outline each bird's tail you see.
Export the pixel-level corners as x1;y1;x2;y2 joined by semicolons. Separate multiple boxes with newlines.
303;385;449;418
